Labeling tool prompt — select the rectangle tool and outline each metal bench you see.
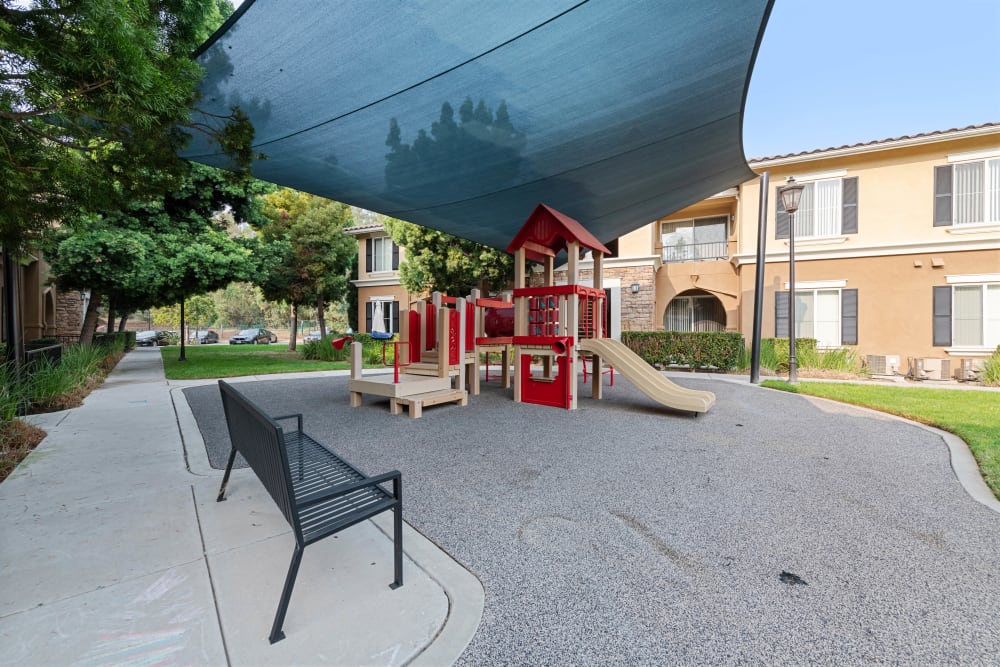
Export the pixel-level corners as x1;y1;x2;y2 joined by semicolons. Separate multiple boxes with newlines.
216;380;403;644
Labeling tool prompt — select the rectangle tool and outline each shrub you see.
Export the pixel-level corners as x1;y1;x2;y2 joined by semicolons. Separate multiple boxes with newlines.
982;345;1000;386
0;361;29;422
796;345;861;372
300;334;353;362
736;337;781;373
621;331;743;370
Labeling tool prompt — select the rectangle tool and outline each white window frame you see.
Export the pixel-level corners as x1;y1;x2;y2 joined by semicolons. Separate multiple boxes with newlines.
791;177;843;240
792;288;842;348
660;215;729;263
371;236;394;273
948;157;1000;226
949;282;1000;350
368;295;396;334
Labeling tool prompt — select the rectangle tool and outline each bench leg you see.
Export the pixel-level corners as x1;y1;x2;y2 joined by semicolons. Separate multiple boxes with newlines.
216;446;239;502
391;477;403;589
270;544;304;644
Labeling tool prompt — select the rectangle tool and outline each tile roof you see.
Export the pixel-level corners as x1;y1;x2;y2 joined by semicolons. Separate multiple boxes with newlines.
342;222;386;235
749;122;1000;164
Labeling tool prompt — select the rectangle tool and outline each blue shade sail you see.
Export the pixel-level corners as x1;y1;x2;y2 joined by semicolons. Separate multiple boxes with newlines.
185;0;773;250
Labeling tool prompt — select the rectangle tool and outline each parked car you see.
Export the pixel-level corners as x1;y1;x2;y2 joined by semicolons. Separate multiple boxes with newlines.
189;329;220;344
303;330;323;343
229;328;278;345
136;330;169;347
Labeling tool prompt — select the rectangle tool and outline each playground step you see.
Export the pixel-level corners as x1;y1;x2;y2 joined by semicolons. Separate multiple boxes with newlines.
390;388;468;419
403;362;459;377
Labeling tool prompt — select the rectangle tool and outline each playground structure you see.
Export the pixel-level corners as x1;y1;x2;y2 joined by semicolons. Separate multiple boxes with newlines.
348;203;715;416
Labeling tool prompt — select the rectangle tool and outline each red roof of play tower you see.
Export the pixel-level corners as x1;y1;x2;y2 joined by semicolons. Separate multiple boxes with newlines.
506;204;612;263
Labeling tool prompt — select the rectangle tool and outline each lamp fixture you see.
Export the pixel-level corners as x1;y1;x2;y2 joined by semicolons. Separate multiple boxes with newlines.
630;282;640;294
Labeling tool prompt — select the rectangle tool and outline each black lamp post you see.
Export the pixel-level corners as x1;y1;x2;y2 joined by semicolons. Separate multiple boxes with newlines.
779;177;804;384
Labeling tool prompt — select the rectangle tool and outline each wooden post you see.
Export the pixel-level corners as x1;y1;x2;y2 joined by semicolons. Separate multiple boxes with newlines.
513;248;526;402
591;250;604;400
566;241;580;410
469;289;481;396
399;308;410;365
416;299;427;358
349;341;363;407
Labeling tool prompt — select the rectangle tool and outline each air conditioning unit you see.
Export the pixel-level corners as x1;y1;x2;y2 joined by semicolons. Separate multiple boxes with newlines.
920;358;951;380
954;358;983;382
866;354;900;375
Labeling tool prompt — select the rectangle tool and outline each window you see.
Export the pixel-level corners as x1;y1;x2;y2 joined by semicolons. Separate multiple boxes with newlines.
365;299;399;334
775;288;858;348
664;294;725;331
777;176;858;239
935;283;1000;347
365;236;398;273
660;216;728;263
935;159;1000;226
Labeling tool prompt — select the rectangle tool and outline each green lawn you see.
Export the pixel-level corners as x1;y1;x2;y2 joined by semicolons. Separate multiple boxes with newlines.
159;344;350;380
762;380;1000;500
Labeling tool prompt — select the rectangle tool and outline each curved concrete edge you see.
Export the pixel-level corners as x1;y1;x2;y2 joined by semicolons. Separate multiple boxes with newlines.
169;385;216;476
770;387;1000;516
371;514;485;666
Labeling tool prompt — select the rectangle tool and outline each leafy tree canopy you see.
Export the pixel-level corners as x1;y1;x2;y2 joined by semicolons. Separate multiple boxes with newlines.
383;217;513;296
257;188;357;307
0;0;254;249
47;163;269;338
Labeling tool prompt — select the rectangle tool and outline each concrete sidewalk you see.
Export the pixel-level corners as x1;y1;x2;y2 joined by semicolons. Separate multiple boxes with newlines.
0;348;483;666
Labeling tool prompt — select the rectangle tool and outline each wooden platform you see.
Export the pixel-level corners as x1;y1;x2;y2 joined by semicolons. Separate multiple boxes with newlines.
390;388;468;419
348;373;451;404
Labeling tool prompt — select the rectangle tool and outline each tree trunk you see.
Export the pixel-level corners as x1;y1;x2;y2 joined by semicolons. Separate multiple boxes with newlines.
105;295;116;338
317;298;327;337
80;289;102;345
288;302;298;352
117;312;128;332
2;245;23;366
179;297;187;361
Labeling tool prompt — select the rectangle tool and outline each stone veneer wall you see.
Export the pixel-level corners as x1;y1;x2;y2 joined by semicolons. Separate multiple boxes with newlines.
55;290;84;339
540;263;658;332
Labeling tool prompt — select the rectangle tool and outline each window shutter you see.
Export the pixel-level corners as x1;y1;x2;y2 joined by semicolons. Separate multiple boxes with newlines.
841;177;858;234
365;238;373;272
775;186;789;239
391;241;399;270
932;286;952;346
365;302;373;333
841;289;858;345
391;301;399;332
775;291;789;338
933;165;953;227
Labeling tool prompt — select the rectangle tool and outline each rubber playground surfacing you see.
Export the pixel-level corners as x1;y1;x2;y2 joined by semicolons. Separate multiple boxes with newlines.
184;374;1000;664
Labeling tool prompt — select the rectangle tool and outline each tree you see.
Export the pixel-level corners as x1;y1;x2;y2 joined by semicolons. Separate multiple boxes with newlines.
0;0;255;251
213;281;266;329
383;217;514;296
47;163;267;344
256;189;357;350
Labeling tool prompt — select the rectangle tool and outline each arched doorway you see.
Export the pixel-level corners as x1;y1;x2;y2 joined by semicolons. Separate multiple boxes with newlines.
663;290;725;332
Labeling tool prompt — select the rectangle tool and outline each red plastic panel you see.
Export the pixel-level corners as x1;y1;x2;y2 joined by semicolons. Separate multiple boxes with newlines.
465;300;475;351
408;310;421;363
519;353;570;409
425;302;436;351
449;309;460;365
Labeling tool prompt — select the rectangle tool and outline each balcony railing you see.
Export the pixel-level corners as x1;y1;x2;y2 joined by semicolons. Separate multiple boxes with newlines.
661;241;728;264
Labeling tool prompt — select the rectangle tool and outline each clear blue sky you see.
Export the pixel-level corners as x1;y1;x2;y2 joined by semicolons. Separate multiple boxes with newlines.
743;0;1000;159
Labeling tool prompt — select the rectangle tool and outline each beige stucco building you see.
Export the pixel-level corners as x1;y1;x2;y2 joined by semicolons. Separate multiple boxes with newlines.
562;123;998;366
348;123;1000;366
344;222;410;334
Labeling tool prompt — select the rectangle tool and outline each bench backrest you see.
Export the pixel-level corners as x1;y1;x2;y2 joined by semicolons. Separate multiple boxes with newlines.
218;380;301;536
